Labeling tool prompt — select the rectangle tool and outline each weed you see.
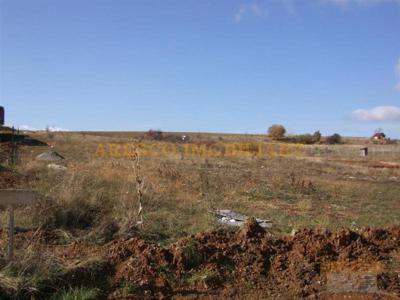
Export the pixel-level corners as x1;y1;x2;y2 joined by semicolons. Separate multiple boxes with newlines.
51;287;100;300
182;240;203;270
116;280;138;297
188;269;222;288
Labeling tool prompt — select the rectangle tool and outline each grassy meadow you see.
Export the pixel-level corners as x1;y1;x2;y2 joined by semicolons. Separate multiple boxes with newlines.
9;131;400;242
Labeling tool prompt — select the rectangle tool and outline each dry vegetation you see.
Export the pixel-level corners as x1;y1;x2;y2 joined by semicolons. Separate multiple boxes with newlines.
0;131;399;299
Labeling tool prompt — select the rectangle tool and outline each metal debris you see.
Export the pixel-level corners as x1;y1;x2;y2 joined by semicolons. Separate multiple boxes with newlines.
47;163;67;171
212;209;272;228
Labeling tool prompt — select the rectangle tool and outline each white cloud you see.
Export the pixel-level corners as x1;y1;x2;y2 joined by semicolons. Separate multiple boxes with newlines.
395;58;400;91
323;0;400;6
18;125;39;131
45;126;68;132
234;3;267;22
233;0;399;20
17;125;68;132
352;106;400;122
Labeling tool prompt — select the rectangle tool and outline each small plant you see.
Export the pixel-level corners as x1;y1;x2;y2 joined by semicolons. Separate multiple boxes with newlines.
289;173;316;194
267;124;286;140
52;287;100;300
158;163;181;181
182;240;203;270
188;269;221;288
130;146;144;229
116;280;138;296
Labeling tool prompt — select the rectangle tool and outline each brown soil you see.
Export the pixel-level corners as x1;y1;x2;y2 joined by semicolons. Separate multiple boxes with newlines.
107;220;400;299
0;166;23;189
370;162;400;169
0;220;399;299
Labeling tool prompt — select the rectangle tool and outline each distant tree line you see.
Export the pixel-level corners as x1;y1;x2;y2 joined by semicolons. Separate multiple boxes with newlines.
267;124;342;145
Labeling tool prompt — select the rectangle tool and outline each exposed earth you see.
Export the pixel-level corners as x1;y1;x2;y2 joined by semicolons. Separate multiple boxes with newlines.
0;219;399;299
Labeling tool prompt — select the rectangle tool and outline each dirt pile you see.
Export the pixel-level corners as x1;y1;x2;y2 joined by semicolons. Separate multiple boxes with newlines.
104;221;400;299
108;238;174;298
0;221;399;299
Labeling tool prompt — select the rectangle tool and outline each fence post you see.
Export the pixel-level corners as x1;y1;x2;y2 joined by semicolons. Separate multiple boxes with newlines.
7;205;14;261
10;126;18;170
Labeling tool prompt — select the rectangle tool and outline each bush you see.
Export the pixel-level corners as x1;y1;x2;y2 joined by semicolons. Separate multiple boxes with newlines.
182;240;203;270
287;131;321;144
313;131;322;143
326;133;342;144
267;124;286;140
146;129;163;141
292;134;315;144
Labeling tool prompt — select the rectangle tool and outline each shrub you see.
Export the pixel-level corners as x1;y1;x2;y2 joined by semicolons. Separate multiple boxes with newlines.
117;281;138;297
267;124;286;140
313;131;322;143
146;129;163;141
182;240;203;270
292;134;314;144
326;133;342;144
52;287;100;300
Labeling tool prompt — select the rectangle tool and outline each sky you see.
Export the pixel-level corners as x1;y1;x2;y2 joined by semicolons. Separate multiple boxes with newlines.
0;0;399;137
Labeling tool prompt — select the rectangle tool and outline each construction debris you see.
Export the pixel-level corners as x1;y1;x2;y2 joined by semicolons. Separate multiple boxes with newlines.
47;163;67;171
212;209;272;228
36;150;64;161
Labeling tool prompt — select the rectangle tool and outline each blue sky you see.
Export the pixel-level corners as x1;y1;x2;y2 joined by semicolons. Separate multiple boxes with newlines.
0;0;399;137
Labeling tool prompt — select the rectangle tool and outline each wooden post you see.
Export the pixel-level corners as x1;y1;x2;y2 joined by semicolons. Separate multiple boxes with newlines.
0;190;36;262
10;126;17;169
8;205;14;261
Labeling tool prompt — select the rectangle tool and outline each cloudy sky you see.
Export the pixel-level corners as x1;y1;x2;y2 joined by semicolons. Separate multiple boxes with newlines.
0;0;399;137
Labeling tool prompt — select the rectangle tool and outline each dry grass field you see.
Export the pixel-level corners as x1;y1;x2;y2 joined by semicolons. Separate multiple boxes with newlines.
0;131;399;299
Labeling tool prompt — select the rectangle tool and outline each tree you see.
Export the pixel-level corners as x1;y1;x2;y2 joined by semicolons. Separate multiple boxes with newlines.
313;131;322;143
267;124;286;140
326;133;342;144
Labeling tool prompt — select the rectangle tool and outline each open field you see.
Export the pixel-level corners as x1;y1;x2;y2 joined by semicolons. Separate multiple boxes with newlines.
0;131;399;299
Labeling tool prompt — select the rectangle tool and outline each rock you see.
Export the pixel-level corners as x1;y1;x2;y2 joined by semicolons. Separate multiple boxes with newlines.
36;150;64;161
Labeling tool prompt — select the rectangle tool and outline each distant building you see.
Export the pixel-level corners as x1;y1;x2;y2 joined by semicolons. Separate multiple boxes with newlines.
360;147;368;157
0;106;4;125
372;132;386;140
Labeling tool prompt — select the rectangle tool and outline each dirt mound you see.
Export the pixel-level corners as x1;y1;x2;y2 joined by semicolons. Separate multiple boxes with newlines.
2;223;399;299
107;238;174;298
103;222;400;299
235;217;265;239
